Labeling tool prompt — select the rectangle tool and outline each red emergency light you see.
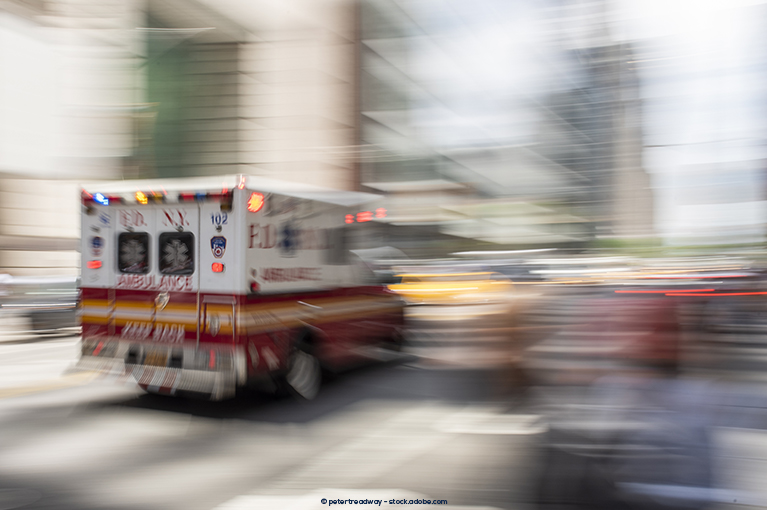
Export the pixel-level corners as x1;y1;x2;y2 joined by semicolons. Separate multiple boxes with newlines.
87;260;102;269
345;208;386;223
211;263;225;273
247;192;264;213
356;211;373;222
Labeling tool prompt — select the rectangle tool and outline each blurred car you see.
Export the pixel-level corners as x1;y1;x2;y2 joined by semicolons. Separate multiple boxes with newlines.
0;276;79;335
388;268;547;395
388;271;513;305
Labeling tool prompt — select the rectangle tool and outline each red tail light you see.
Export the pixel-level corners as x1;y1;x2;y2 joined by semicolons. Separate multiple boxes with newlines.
211;263;224;273
250;281;260;293
87;260;102;269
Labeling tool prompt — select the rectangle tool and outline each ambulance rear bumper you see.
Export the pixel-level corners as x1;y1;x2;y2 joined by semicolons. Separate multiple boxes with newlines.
76;355;236;400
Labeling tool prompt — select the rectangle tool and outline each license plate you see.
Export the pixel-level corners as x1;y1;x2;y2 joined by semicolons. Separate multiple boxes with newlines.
144;350;168;367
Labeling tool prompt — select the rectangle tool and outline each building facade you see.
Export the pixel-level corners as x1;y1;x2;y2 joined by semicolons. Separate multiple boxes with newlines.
0;0;361;275
358;0;654;256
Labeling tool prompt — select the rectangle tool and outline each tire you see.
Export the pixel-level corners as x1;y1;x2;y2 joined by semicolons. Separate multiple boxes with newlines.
285;341;321;400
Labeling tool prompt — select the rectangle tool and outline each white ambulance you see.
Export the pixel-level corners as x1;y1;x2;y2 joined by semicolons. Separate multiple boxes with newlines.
77;175;404;400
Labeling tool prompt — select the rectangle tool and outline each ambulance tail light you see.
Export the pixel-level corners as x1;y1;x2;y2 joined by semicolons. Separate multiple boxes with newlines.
212;263;224;273
250;281;260;294
87;260;102;269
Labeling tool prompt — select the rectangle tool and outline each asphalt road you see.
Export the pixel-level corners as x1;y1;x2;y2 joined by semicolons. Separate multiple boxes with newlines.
4;336;767;510
0;337;543;510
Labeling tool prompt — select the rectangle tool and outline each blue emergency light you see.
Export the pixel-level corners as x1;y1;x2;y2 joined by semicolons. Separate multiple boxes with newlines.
93;193;109;206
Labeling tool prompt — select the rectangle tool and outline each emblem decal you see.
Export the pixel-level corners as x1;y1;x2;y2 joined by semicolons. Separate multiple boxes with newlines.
211;236;226;258
90;236;103;257
155;291;170;311
278;221;298;257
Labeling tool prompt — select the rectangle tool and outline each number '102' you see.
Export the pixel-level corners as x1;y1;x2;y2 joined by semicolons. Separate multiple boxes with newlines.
211;213;228;226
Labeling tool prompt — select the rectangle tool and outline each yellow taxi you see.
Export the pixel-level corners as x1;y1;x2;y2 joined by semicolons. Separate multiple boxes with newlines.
388;271;513;305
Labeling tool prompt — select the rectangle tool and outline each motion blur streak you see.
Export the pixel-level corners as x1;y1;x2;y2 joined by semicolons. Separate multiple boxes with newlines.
0;0;766;510
616;289;715;293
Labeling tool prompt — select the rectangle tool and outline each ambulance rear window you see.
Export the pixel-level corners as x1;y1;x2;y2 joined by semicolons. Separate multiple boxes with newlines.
118;233;150;274
159;232;195;275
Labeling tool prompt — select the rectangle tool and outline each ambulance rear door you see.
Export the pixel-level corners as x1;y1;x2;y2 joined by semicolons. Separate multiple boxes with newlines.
113;203;200;355
152;205;200;348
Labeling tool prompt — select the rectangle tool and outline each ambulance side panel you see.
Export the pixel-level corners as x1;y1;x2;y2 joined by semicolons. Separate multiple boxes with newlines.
239;191;401;374
80;205;115;340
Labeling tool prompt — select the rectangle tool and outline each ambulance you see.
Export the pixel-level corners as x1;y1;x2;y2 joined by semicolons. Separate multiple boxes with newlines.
77;175;404;400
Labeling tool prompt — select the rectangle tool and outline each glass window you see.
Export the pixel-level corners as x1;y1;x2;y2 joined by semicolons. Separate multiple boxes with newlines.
159;232;195;275
118;233;150;274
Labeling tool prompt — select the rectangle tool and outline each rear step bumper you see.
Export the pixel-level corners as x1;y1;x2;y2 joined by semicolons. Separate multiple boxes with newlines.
76;355;236;400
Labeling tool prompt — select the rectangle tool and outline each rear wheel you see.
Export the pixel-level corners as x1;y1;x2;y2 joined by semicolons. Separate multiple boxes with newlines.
285;343;321;400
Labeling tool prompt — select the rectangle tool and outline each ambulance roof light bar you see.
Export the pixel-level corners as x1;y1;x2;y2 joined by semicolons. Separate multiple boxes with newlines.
81;174;383;207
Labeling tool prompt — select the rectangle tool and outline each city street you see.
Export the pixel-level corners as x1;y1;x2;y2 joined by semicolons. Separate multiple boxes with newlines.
3;335;767;510
0;336;541;510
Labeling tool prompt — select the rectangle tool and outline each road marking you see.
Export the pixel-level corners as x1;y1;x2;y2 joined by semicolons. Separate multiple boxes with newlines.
0;371;99;400
435;408;547;435
263;404;460;492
